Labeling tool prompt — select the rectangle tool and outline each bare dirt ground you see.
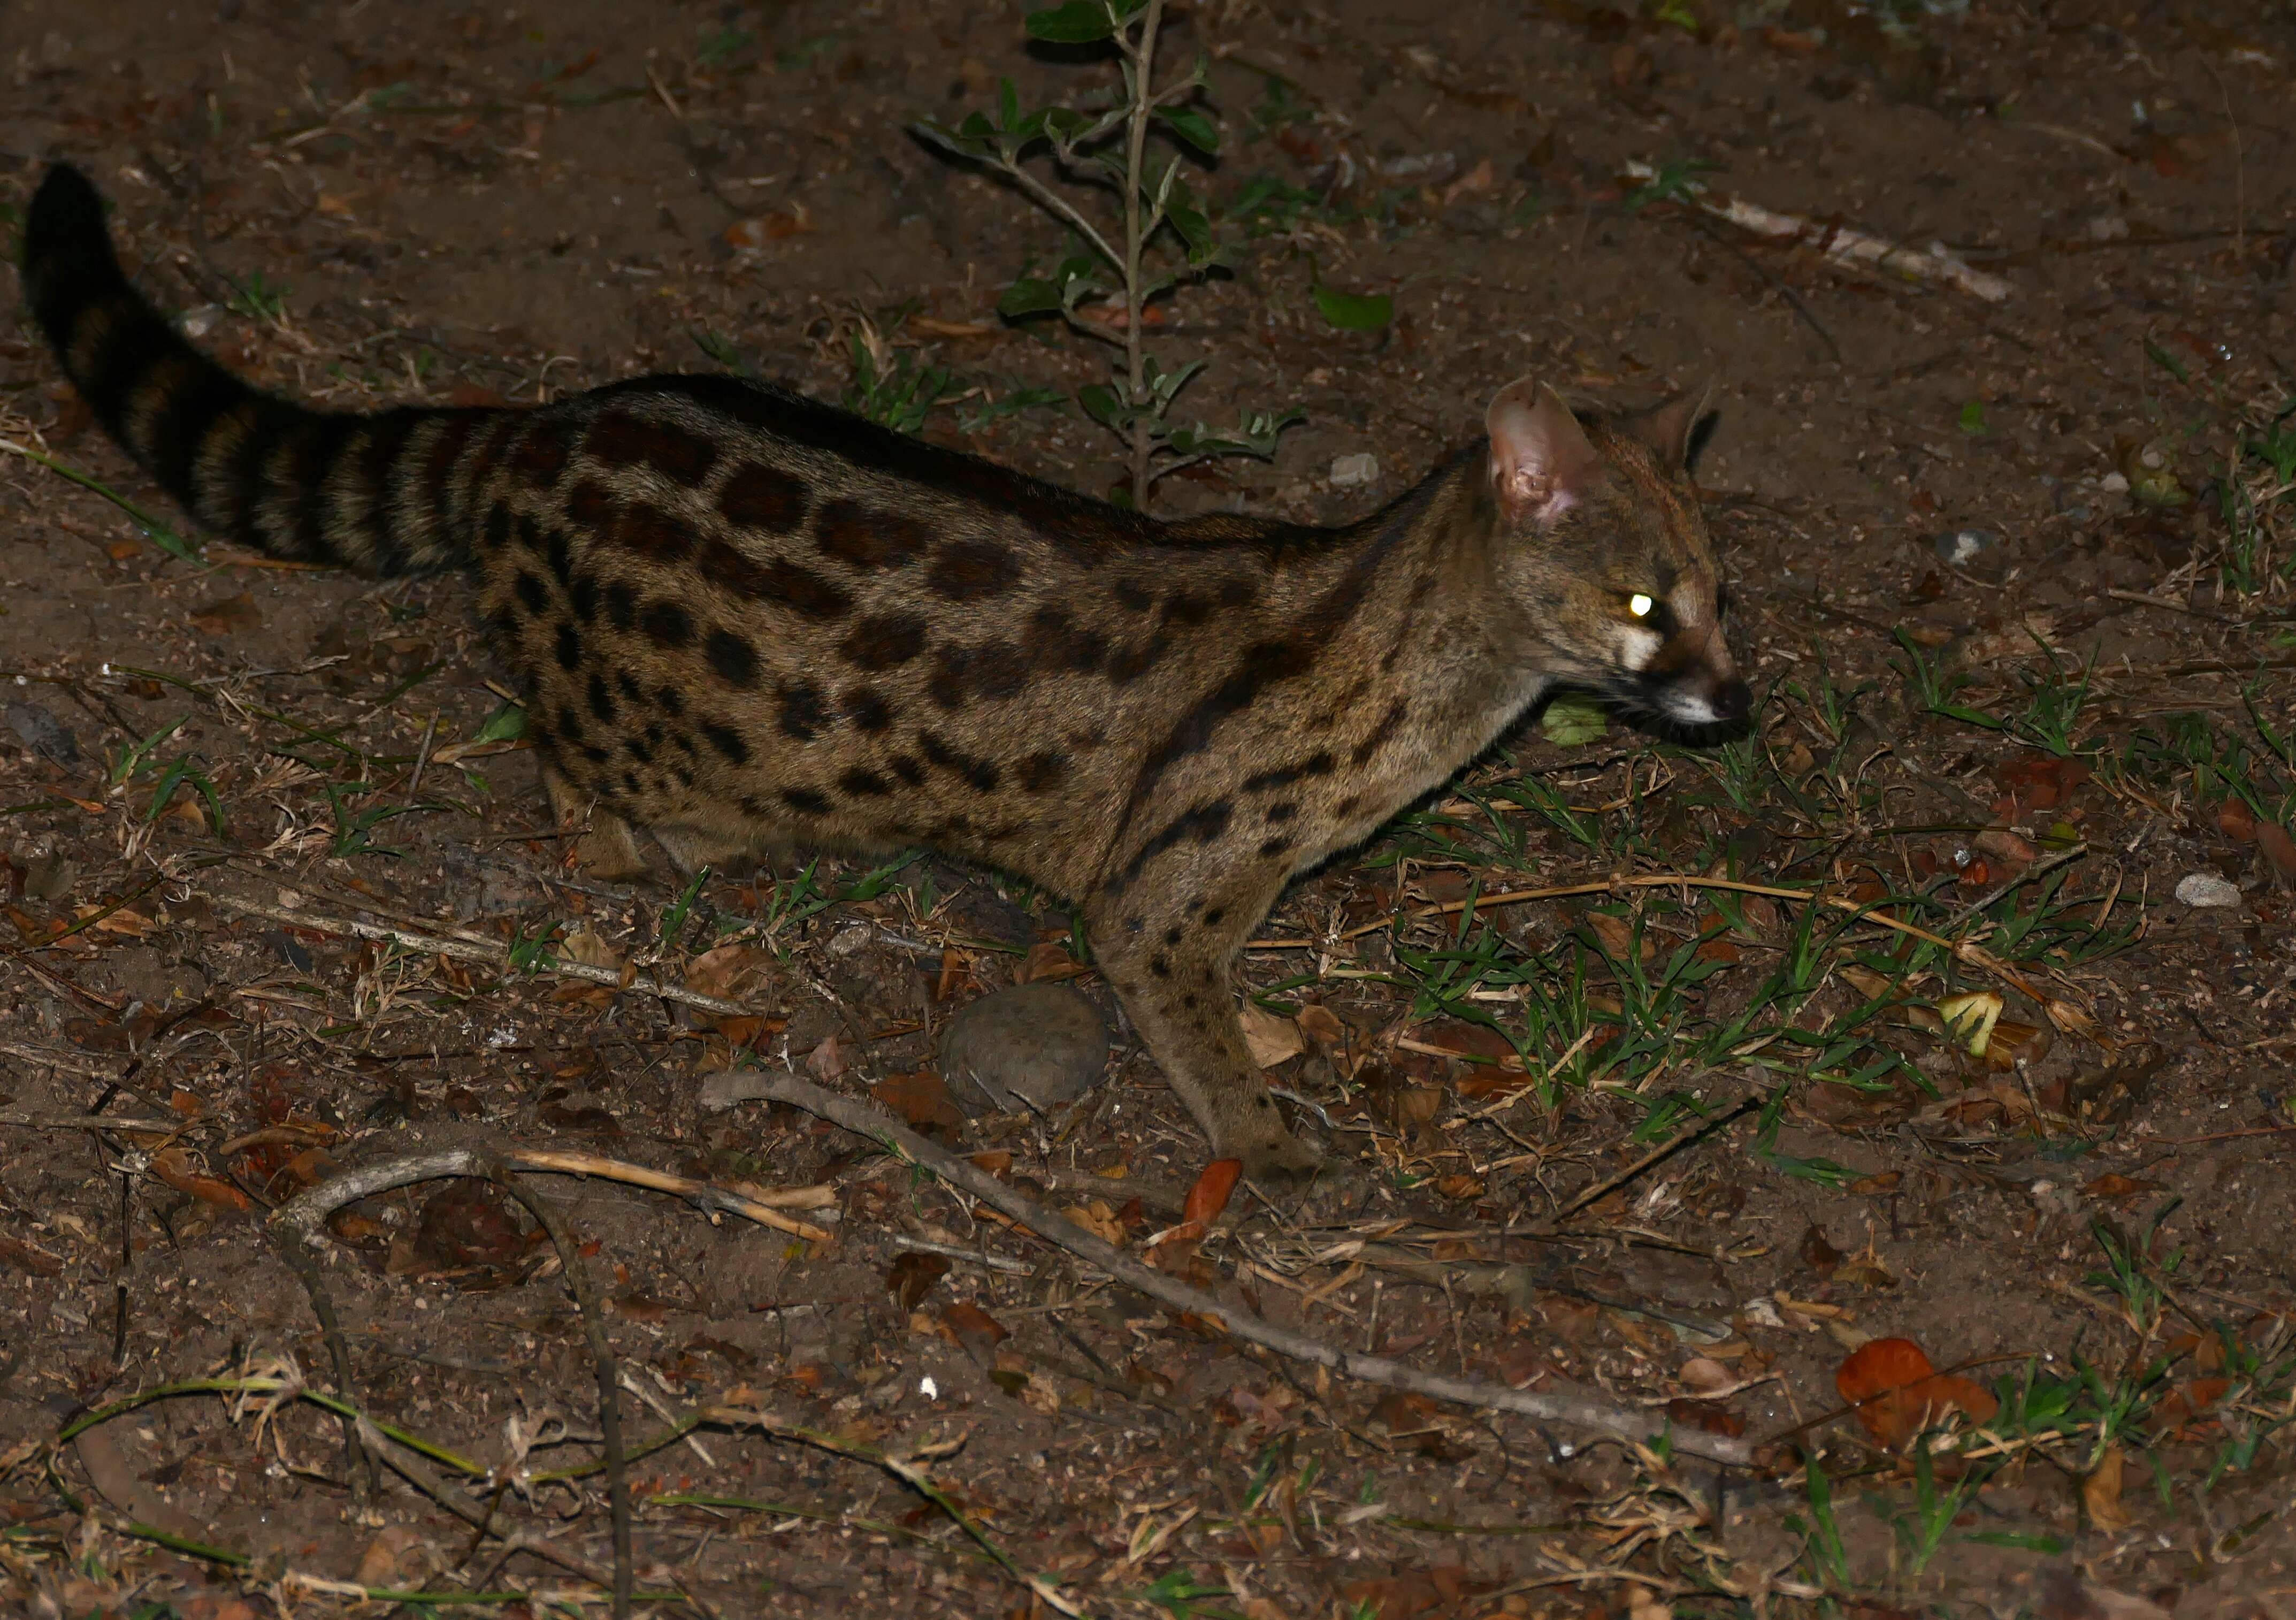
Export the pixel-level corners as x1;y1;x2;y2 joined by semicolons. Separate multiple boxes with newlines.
3;1;2295;1615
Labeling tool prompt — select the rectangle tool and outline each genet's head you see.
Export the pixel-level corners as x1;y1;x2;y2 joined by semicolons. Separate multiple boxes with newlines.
1481;377;1750;736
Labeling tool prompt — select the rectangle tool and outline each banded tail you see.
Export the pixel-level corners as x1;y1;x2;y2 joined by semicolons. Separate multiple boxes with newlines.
21;162;509;576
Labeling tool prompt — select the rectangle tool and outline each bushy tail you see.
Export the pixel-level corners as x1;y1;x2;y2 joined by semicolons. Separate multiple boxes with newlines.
21;163;501;575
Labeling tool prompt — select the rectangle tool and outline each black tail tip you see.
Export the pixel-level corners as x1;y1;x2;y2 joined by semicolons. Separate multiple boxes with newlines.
24;163;113;277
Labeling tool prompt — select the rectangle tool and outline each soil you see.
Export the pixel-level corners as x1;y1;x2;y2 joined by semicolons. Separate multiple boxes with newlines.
3;1;2294;1616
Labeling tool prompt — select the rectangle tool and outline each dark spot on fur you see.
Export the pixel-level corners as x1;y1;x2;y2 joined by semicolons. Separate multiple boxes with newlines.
931;641;1028;707
623;731;654;764
1163;926;1183;946
840;612;928;670
703;542;853;620
1243;753;1333;793
511;422;571;488
778;681;831;741
718;461;809;531
655;682;685;717
839;767;890;797
554;623;580;671
889;753;925;786
1115;801;1234;890
1150;954;1171;979
705;629;759;687
566;478;615;531
1266;802;1298;823
587;671;616;722
1101;637;1164;686
1158;590;1211;628
614;503;694;566
543;527;573;584
1016;750;1069;792
842;685;892;732
584;412;718;485
557;707;585;746
1350;698;1409;766
917;730;999;792
1202;907;1224;926
1026;606;1105;677
482;503;512;552
816;499;930;571
569;572;600;623
638;598;695;649
927;539;1022;601
1258;837;1294;858
700;720;749;763
514;570;548;617
602;582;637;632
1112;580;1153;612
782;786;831;815
1182;993;1199;1009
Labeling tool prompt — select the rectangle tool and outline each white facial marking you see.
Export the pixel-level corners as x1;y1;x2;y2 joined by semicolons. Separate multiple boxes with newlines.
1663;692;1720;725
1620;625;1663;669
1629;593;1654;618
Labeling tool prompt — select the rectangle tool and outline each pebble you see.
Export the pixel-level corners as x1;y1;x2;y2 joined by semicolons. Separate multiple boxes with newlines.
938;982;1109;1115
2174;873;2241;908
1330;452;1380;488
4;701;81;767
1931;528;1994;568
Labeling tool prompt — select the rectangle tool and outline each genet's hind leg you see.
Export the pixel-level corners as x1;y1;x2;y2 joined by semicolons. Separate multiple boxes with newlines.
652;824;769;876
542;759;646;882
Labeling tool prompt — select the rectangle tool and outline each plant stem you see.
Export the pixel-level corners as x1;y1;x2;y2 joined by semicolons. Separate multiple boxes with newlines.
1122;0;1165;508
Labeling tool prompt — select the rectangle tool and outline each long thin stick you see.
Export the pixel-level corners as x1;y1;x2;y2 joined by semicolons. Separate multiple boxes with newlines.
1620;161;2014;302
749;1072;1756;1468
201;889;757;1019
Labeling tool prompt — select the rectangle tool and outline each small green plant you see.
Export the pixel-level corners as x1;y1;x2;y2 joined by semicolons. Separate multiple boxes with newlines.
659;866;711;951
1625;158;1718;211
507;920;564;974
1786;1457;1853;1591
146;755;225;836
2085;1204;2182;1336
107;716;188;789
844;317;957;434
225;269;290;323
1891;627;2001;730
322;781;420;859
917;0;1299;506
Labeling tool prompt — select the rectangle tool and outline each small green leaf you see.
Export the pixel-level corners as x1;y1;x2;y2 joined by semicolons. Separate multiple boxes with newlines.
1077;383;1126;430
1024;1;1118;43
998;278;1062;318
1310;271;1392;333
997;76;1021;130
1957;400;1988;435
1155;105;1219;154
1539;695;1609;747
473;701;526;744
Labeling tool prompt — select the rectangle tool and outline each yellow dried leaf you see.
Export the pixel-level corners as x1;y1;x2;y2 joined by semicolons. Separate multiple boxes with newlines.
1937;991;2003;1056
2083;1444;2133;1529
1237;1002;1304;1068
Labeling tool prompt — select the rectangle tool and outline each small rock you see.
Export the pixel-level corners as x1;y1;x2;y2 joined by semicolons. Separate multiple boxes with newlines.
938;982;1109;1115
1931;528;1994;568
1330;452;1380;488
2099;471;2130;494
2174;873;2241;908
5;701;81;767
2084;213;2131;242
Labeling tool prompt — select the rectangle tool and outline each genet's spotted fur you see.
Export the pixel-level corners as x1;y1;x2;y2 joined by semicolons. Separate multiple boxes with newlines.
21;162;1749;1179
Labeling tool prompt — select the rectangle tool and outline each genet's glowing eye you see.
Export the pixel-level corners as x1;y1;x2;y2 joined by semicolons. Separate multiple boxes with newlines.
1628;593;1655;618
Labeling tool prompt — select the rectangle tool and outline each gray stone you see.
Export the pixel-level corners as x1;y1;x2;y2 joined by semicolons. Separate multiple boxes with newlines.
938;982;1109;1115
2175;872;2241;908
5;701;81;767
1330;452;1380;488
1931;528;1994;568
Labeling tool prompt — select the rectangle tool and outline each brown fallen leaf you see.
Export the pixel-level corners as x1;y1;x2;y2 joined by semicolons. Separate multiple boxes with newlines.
940;1301;1008;1365
188;591;262;636
1237;1002;1304;1068
723;206;812;248
2082;1443;2133;1529
873;1070;962;1136
886;1252;949;1313
1835;1336;1998;1450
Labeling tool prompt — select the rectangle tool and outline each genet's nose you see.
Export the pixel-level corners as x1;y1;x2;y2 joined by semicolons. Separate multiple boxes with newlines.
1711;677;1751;728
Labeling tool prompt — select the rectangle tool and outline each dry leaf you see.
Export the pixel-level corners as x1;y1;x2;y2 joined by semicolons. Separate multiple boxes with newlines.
1937;991;2003;1056
2083;1443;2133;1529
1061;1199;1127;1246
723;207;812;249
1835;1336;1999;1450
1237;1003;1304;1068
886;1251;949;1313
188;591;262;636
872;1071;961;1135
1182;1159;1242;1227
557;923;619;972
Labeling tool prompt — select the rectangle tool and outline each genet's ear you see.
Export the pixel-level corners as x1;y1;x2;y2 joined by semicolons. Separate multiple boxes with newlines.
1633;380;1717;471
1485;377;1602;526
